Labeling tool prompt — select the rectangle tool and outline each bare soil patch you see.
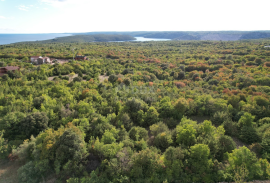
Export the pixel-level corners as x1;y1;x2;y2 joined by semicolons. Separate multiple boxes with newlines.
48;74;78;81
0;160;21;183
99;75;109;82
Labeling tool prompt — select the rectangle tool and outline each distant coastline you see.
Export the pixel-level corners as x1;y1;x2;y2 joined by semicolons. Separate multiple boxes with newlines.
0;33;72;45
1;31;270;45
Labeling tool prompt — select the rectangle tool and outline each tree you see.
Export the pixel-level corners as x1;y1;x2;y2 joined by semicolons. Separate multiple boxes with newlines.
120;113;133;131
0;130;8;159
129;148;164;181
73;76;83;82
188;144;213;182
69;72;75;81
54;127;86;174
226;146;264;181
238;112;255;128
123;78;131;86
128;126;148;141
153;131;172;152
216;135;236;161
101;130;116;144
33;96;45;109
142;106;159;127
108;74;118;83
20;112;49;138
176;123;197;147
174;98;188;119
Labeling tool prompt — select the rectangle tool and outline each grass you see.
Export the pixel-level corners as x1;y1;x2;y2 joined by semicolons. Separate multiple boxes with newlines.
0;159;21;183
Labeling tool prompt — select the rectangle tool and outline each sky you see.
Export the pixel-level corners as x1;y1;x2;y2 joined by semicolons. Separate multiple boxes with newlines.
0;0;269;33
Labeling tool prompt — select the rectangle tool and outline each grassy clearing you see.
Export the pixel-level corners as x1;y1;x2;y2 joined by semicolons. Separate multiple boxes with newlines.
0;160;21;183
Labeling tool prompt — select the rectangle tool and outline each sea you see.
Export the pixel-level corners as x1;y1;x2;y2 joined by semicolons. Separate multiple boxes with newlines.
0;34;171;45
0;34;72;45
133;37;171;41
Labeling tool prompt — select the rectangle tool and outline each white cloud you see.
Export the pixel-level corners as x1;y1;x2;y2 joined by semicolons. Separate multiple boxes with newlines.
40;0;87;7
18;5;30;11
0;16;6;19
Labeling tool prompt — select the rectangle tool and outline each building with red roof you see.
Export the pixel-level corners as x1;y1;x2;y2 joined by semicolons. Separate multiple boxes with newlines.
0;66;20;76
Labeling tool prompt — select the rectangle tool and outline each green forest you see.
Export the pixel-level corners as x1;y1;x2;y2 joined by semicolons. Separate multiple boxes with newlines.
1;39;270;182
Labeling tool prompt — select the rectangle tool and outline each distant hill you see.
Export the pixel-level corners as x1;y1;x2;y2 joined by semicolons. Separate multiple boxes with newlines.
20;34;136;43
240;32;270;40
74;31;270;41
16;31;270;43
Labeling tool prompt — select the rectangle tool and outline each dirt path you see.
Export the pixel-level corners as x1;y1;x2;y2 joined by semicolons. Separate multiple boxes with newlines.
49;58;69;65
99;75;109;82
48;74;78;81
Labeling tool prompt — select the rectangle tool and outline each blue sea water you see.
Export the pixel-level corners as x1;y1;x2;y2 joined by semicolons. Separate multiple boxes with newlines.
134;37;171;41
0;34;171;45
0;33;72;45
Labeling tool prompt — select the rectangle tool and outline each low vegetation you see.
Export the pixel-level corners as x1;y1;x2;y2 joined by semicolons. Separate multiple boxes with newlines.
1;39;270;182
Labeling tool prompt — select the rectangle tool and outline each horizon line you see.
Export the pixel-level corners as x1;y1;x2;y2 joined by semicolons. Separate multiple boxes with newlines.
1;30;270;34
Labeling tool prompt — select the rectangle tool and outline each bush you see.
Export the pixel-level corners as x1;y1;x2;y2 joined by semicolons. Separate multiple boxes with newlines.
153;131;173;152
208;79;219;85
211;111;230;126
129;126;148;141
20;112;49;138
240;126;260;144
150;122;169;136
123;78;131;86
73;76;83;82
216;135;236;161
33;96;45;109
258;117;270;126
223;120;238;137
18;161;46;183
108;74;118;83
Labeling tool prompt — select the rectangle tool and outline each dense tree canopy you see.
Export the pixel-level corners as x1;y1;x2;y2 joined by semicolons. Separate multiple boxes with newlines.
1;39;270;182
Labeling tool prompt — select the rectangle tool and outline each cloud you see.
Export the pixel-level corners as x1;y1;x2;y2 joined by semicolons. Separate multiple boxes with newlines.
0;16;6;19
40;0;87;6
18;5;30;11
40;0;68;5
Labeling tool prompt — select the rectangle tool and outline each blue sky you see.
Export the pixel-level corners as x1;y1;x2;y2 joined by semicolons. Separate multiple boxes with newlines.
0;0;269;33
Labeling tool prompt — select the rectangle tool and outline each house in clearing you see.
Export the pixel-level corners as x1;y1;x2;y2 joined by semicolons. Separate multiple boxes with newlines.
30;56;51;65
75;55;88;60
0;66;20;76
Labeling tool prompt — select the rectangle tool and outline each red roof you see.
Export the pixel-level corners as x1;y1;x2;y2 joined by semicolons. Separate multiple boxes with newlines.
4;66;20;71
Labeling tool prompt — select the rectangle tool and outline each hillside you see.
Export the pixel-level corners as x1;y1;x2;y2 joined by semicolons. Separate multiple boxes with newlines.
1;40;270;182
21;34;136;43
75;31;270;41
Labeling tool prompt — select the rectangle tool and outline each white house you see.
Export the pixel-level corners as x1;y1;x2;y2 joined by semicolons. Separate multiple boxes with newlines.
30;56;51;64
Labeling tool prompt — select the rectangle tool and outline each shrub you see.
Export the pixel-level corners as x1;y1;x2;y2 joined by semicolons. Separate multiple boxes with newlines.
108;74;118;83
153;131;173;152
73;76;83;82
258;117;270;126
240;126;260;144
211;111;230;126
129;126;148;141
20;112;49;139
18;161;49;183
216;135;236;161
223;120;238;137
